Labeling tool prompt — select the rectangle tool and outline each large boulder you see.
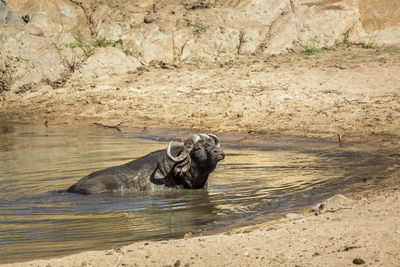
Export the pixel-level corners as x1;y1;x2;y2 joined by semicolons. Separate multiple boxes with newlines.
0;0;89;94
0;28;66;93
90;0;154;41
179;0;400;58
7;0;89;42
0;0;24;27
187;26;241;60
76;47;141;78
0;1;23;93
294;0;359;47
352;0;400;45
122;24;173;64
215;0;290;28
180;0;289;59
261;12;299;56
263;0;359;55
238;28;263;55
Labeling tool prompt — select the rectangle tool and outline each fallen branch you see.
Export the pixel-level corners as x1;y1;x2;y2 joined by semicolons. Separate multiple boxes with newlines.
329;64;346;70
341;245;362;252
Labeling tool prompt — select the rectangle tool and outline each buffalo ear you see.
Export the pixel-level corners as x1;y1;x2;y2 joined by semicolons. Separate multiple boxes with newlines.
173;157;191;177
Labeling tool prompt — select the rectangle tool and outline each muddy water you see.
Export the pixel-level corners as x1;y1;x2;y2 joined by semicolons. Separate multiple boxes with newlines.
0;122;393;263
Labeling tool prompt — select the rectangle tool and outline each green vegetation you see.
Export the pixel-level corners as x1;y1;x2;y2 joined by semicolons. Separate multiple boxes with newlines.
337;35;377;50
64;33;124;57
361;41;376;49
66;31;93;57
54;31;139;72
376;46;399;54
304;44;323;56
92;37;115;48
342;35;351;45
118;45;137;56
360;36;376;49
67;31;85;49
64;33;117;58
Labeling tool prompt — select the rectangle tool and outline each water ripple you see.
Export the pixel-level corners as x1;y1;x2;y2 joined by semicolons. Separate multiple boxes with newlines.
0;122;394;263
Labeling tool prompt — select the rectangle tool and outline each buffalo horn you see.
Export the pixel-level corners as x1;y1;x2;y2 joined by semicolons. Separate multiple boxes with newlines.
166;134;201;162
167;141;188;162
198;133;220;147
187;134;201;145
208;134;221;147
198;133;210;139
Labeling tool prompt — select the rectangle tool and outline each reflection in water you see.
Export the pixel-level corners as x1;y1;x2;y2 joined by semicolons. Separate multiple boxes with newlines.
0;122;394;263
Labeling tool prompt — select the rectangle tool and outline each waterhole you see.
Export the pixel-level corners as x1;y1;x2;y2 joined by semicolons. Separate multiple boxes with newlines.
0;122;394;263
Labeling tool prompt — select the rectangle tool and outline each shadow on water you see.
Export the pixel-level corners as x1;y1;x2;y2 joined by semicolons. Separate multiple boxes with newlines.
0;122;396;263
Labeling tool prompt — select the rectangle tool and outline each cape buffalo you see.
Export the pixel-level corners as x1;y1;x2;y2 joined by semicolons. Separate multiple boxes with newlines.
67;133;225;194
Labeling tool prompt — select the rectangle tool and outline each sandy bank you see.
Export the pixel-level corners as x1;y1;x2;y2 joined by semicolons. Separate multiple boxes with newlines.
5;172;400;266
1;46;400;149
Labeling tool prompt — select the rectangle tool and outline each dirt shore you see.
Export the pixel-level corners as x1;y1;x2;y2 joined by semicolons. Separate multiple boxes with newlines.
5;183;400;267
1;45;400;266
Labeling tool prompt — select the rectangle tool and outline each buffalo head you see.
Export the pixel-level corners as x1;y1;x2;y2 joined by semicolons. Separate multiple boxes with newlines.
165;133;225;189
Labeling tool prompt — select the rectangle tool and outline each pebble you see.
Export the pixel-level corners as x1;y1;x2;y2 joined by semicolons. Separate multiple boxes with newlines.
286;213;302;220
144;12;157;23
184;232;193;238
353;258;365;265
